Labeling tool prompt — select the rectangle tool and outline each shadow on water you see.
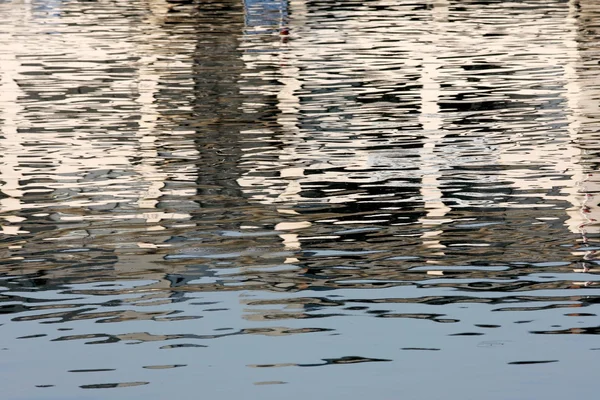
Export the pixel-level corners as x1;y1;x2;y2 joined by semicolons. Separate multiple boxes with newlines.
1;0;600;399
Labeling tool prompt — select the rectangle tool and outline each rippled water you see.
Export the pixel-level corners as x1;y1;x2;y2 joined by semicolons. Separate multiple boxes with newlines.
1;0;600;398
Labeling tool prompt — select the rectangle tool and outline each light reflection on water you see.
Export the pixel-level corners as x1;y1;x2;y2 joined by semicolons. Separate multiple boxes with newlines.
1;0;600;398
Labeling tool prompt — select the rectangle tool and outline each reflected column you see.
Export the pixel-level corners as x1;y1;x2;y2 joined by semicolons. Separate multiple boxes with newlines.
563;0;600;277
0;2;31;241
418;0;451;258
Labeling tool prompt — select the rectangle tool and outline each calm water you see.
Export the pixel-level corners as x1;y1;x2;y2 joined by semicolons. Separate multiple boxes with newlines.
1;0;599;398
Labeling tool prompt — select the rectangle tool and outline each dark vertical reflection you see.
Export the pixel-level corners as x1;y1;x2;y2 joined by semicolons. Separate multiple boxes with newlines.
190;0;247;201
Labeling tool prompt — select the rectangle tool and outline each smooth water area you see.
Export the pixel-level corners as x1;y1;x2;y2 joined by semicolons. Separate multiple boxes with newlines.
1;0;600;398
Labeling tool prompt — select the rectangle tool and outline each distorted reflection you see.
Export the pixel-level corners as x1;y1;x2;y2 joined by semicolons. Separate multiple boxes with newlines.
1;0;600;399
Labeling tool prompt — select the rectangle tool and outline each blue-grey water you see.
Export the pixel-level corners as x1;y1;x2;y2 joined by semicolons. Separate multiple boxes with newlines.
1;0;599;398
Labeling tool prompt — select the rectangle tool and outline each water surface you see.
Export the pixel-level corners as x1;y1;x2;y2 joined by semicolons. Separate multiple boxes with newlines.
1;0;600;399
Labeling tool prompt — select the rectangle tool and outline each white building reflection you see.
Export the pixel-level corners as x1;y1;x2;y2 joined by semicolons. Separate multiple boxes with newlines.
563;0;600;275
237;0;600;264
0;0;199;280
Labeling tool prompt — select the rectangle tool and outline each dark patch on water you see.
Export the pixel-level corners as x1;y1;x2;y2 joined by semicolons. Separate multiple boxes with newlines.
401;348;441;351
508;360;559;365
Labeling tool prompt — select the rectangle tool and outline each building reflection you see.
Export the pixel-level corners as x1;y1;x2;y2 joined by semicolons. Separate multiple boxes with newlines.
563;0;600;282
1;0;600;326
234;0;600;319
0;1;219;294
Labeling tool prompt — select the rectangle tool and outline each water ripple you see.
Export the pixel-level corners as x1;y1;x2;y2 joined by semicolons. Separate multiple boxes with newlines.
1;0;600;399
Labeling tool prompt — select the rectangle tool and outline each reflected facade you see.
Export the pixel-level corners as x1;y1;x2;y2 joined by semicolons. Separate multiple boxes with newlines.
1;0;600;399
